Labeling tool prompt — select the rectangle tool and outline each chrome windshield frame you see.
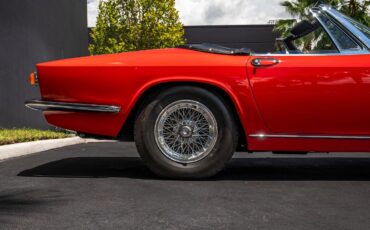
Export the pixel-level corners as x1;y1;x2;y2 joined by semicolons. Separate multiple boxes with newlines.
319;4;370;51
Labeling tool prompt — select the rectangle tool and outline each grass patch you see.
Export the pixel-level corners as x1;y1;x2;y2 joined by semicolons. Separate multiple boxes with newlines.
0;128;74;146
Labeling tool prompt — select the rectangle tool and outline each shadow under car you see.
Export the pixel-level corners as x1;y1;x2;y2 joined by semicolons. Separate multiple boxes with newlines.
17;156;370;181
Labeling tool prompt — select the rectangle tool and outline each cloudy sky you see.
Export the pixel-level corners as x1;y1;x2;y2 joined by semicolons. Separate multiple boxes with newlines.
87;0;291;27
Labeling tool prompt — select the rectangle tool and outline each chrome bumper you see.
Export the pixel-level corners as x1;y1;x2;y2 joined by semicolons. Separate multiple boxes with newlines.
25;99;121;113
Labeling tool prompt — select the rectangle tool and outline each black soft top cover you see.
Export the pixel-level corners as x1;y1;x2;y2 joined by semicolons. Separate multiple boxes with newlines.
179;43;252;55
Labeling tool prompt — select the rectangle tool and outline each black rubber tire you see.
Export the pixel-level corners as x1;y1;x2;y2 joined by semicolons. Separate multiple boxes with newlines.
134;86;238;179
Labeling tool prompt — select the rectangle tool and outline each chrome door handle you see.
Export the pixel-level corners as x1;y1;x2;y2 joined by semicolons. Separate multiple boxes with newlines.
252;58;280;67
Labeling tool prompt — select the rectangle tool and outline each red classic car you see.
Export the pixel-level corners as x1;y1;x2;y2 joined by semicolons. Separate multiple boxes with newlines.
26;5;370;178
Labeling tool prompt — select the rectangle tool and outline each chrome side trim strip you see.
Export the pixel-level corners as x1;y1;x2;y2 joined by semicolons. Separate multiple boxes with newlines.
25;99;121;113
249;134;370;140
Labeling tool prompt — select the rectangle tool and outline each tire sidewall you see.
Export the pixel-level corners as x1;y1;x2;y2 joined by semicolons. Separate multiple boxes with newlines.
136;86;237;178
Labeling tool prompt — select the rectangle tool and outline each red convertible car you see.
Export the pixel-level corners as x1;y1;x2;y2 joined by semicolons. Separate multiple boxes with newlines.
26;5;370;178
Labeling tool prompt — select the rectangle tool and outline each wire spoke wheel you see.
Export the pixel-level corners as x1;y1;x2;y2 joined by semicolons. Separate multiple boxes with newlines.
154;100;218;163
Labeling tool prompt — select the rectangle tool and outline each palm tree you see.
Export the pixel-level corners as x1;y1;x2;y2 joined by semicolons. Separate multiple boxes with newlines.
341;0;370;25
275;0;370;37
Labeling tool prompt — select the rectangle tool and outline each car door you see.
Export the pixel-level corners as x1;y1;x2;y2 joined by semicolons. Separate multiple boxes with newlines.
247;11;370;136
247;54;370;135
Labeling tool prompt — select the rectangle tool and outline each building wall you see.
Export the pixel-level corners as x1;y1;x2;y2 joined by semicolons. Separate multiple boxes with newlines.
89;25;278;53
184;25;278;53
0;0;88;129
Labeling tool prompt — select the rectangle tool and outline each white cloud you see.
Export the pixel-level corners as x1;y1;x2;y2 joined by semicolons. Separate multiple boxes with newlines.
87;0;100;27
88;0;291;27
175;0;291;25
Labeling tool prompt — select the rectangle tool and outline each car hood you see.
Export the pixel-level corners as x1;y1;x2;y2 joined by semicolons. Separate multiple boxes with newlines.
37;48;248;68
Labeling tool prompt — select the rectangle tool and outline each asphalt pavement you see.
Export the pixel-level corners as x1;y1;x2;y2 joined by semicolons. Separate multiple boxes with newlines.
1;142;370;229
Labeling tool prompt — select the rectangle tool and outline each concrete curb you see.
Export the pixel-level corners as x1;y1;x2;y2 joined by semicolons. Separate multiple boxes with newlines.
0;137;116;162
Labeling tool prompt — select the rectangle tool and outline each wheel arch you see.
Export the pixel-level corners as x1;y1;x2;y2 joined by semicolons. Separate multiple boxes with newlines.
118;79;248;151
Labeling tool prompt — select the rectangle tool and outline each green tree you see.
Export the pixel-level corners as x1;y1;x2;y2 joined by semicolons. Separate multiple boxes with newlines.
275;0;370;37
89;0;185;55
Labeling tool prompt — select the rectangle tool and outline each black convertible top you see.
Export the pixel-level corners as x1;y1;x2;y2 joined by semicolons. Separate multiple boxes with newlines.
179;43;253;55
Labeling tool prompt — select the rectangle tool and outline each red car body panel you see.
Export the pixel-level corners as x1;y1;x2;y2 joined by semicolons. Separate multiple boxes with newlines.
37;48;259;137
248;54;370;136
35;47;370;152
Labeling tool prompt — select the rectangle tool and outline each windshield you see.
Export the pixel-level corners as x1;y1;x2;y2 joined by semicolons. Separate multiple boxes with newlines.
332;9;370;40
289;19;339;54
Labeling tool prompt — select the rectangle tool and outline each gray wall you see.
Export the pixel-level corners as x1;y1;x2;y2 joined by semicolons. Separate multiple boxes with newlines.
88;25;278;52
184;25;278;53
0;0;88;129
